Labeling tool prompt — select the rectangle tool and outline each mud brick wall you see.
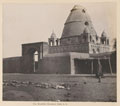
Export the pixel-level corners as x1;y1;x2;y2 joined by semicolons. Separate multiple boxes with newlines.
110;51;116;73
37;55;71;74
3;57;23;73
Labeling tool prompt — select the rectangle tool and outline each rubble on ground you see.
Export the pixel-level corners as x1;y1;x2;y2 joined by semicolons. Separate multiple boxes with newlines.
3;80;71;90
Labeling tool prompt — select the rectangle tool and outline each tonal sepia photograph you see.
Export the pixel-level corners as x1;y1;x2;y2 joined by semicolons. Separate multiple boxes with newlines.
3;2;117;102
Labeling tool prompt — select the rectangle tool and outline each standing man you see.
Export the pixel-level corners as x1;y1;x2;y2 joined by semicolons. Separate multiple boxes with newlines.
96;59;103;83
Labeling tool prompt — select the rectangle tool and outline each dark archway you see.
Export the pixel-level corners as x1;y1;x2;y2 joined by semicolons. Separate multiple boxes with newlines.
22;42;49;73
22;46;40;73
26;48;39;73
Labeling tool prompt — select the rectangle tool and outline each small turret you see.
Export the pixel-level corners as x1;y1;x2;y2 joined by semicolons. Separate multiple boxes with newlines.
101;30;107;37
50;30;56;39
101;30;109;45
48;30;59;46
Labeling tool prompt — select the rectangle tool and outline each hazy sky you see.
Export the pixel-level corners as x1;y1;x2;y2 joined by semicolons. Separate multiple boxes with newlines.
3;2;116;58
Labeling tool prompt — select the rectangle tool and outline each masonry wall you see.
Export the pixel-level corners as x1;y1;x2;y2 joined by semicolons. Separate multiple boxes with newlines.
89;43;110;54
37;55;71;74
22;55;34;73
49;43;89;54
3;52;116;74
110;51;116;73
3;57;23;73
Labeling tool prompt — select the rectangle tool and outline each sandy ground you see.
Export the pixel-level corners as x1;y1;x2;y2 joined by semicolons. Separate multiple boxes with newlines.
3;73;116;102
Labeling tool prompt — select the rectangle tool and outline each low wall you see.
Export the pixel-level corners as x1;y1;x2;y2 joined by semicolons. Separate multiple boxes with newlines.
3;51;116;74
3;57;23;73
37;54;71;74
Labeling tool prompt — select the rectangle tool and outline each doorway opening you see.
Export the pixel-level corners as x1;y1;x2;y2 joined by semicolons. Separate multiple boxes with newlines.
33;51;39;72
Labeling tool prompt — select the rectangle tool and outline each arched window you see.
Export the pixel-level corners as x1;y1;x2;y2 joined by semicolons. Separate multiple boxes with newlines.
83;35;87;41
33;51;39;73
93;49;96;53
96;36;98;41
34;51;38;62
90;35;92;42
107;39;109;45
97;48;100;53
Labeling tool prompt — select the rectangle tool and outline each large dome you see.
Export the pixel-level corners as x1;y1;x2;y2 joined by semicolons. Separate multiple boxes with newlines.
61;5;97;38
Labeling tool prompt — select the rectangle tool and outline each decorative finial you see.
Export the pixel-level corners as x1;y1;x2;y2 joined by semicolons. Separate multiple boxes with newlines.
51;29;56;38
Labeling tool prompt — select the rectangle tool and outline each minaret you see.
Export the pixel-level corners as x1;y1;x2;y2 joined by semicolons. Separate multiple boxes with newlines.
101;30;109;45
48;30;57;46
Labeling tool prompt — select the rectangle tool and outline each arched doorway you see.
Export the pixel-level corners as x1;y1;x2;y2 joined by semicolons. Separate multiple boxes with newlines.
33;51;39;72
22;42;48;73
24;48;39;73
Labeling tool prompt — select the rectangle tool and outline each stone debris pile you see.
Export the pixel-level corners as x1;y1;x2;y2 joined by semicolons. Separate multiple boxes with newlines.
3;80;71;90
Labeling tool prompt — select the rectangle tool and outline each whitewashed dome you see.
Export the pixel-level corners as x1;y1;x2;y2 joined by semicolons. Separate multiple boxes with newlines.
61;5;97;38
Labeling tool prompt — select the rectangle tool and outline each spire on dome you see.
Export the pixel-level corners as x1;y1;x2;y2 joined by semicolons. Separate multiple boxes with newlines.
50;29;56;38
71;5;86;12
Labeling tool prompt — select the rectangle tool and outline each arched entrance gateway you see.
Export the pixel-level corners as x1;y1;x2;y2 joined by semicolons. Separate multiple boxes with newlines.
26;48;39;73
22;42;48;73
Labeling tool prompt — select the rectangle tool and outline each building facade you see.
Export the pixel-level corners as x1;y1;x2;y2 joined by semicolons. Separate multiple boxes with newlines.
3;5;114;74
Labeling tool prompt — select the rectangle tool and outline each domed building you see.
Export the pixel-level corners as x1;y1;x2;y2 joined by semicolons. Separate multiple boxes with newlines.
49;5;109;54
4;5;113;74
21;5;111;74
